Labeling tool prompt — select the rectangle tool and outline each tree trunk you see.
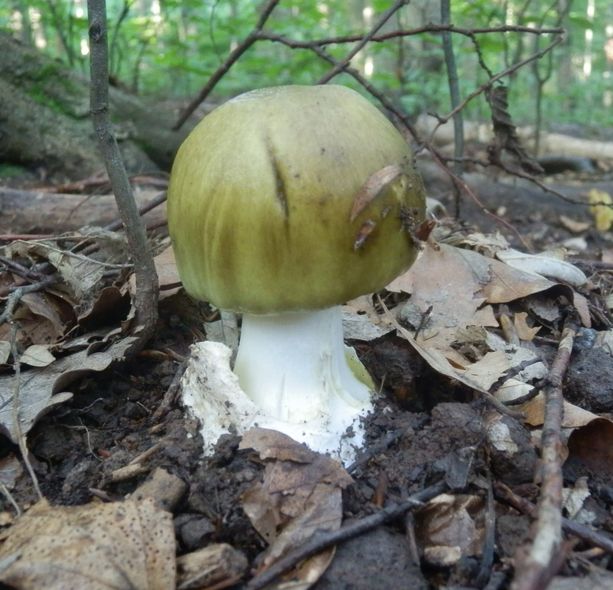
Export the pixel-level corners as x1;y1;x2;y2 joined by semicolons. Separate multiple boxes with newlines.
0;31;195;181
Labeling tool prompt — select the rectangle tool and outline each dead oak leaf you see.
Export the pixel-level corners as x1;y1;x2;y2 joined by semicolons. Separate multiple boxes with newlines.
240;428;352;587
0;497;175;590
0;336;138;442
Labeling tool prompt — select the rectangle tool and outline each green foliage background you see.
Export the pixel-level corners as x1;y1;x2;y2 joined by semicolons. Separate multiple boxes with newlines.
2;0;612;130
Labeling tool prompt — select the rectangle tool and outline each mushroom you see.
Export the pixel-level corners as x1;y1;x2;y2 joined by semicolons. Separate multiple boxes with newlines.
168;85;426;460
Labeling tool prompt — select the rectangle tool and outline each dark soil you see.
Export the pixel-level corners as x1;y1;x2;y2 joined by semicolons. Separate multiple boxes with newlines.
2;164;613;588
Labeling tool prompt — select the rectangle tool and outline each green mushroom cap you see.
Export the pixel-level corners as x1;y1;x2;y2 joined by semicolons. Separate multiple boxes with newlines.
167;85;426;314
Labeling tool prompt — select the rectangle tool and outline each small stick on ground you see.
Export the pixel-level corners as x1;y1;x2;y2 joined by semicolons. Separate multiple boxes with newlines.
494;482;613;555
9;324;43;501
476;477;496;587
0;278;57;326
151;360;188;422
511;318;577;590
346;428;404;474
246;481;447;590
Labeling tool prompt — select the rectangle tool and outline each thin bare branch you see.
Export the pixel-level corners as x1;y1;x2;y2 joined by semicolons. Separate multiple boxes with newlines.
317;0;408;84
173;0;280;130
430;32;565;133
87;0;158;348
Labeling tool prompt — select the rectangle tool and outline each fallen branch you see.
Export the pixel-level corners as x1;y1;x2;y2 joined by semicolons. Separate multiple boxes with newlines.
511;318;577;590
246;481;447;590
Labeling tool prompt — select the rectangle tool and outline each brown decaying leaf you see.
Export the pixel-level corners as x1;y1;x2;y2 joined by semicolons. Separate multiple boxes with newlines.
486;85;544;175
0;498;175;590
239;428;352;587
519;393;600;429
0;336;139;442
416;493;485;567
349;164;403;222
129;244;181;301
513;312;540;342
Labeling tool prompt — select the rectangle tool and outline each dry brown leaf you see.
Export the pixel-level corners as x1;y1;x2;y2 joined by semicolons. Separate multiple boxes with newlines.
416;493;485;567
520;393;599;428
389;243;499;350
19;344;55;367
6;240;108;299
0;335;139;442
77;285;129;325
0;498;175;590
0;454;23;489
495;248;587;287
559;215;591;233
0;341;10;364
513;312;540;341
154;245;181;299
239;428;352;588
130;245;181;301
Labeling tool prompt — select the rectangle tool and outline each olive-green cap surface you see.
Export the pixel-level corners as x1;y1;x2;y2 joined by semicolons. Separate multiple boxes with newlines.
167;85;426;314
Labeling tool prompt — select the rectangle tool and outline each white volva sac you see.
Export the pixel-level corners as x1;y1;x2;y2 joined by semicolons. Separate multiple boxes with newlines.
182;307;373;465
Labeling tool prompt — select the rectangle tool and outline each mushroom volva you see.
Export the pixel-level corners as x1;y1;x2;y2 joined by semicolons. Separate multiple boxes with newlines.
168;85;426;460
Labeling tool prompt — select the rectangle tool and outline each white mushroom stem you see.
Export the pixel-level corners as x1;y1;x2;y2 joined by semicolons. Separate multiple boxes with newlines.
233;306;373;446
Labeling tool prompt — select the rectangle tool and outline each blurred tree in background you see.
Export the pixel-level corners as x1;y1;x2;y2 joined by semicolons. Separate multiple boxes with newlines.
1;0;611;131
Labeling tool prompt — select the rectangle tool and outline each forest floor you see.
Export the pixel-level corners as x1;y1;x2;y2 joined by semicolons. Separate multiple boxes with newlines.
1;154;613;590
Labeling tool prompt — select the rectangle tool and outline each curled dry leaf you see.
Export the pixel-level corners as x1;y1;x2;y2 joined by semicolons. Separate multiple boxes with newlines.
129;244;181;301
0;341;10;364
0;336;138;442
239;428;353;588
6;240;107;299
495;247;587;287
0;497;175;590
562;477;590;519
0;454;23;489
519;393;600;429
19;344;55;367
415;493;485;567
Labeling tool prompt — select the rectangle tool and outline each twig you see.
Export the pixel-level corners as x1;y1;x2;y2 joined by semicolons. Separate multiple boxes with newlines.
317;0;408;84
88;0;158;349
494;482;613;555
296;23;564;49
10;324;43;501
430;32;565;135
173;0;280;130
151;360;188;422
0;482;21;517
346;428;405;474
476;477;497;587
404;511;421;567
104;190;167;232
0;278;57;326
282;24;565;47
246;481;447;590
440;0;464;178
511;318;577;590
